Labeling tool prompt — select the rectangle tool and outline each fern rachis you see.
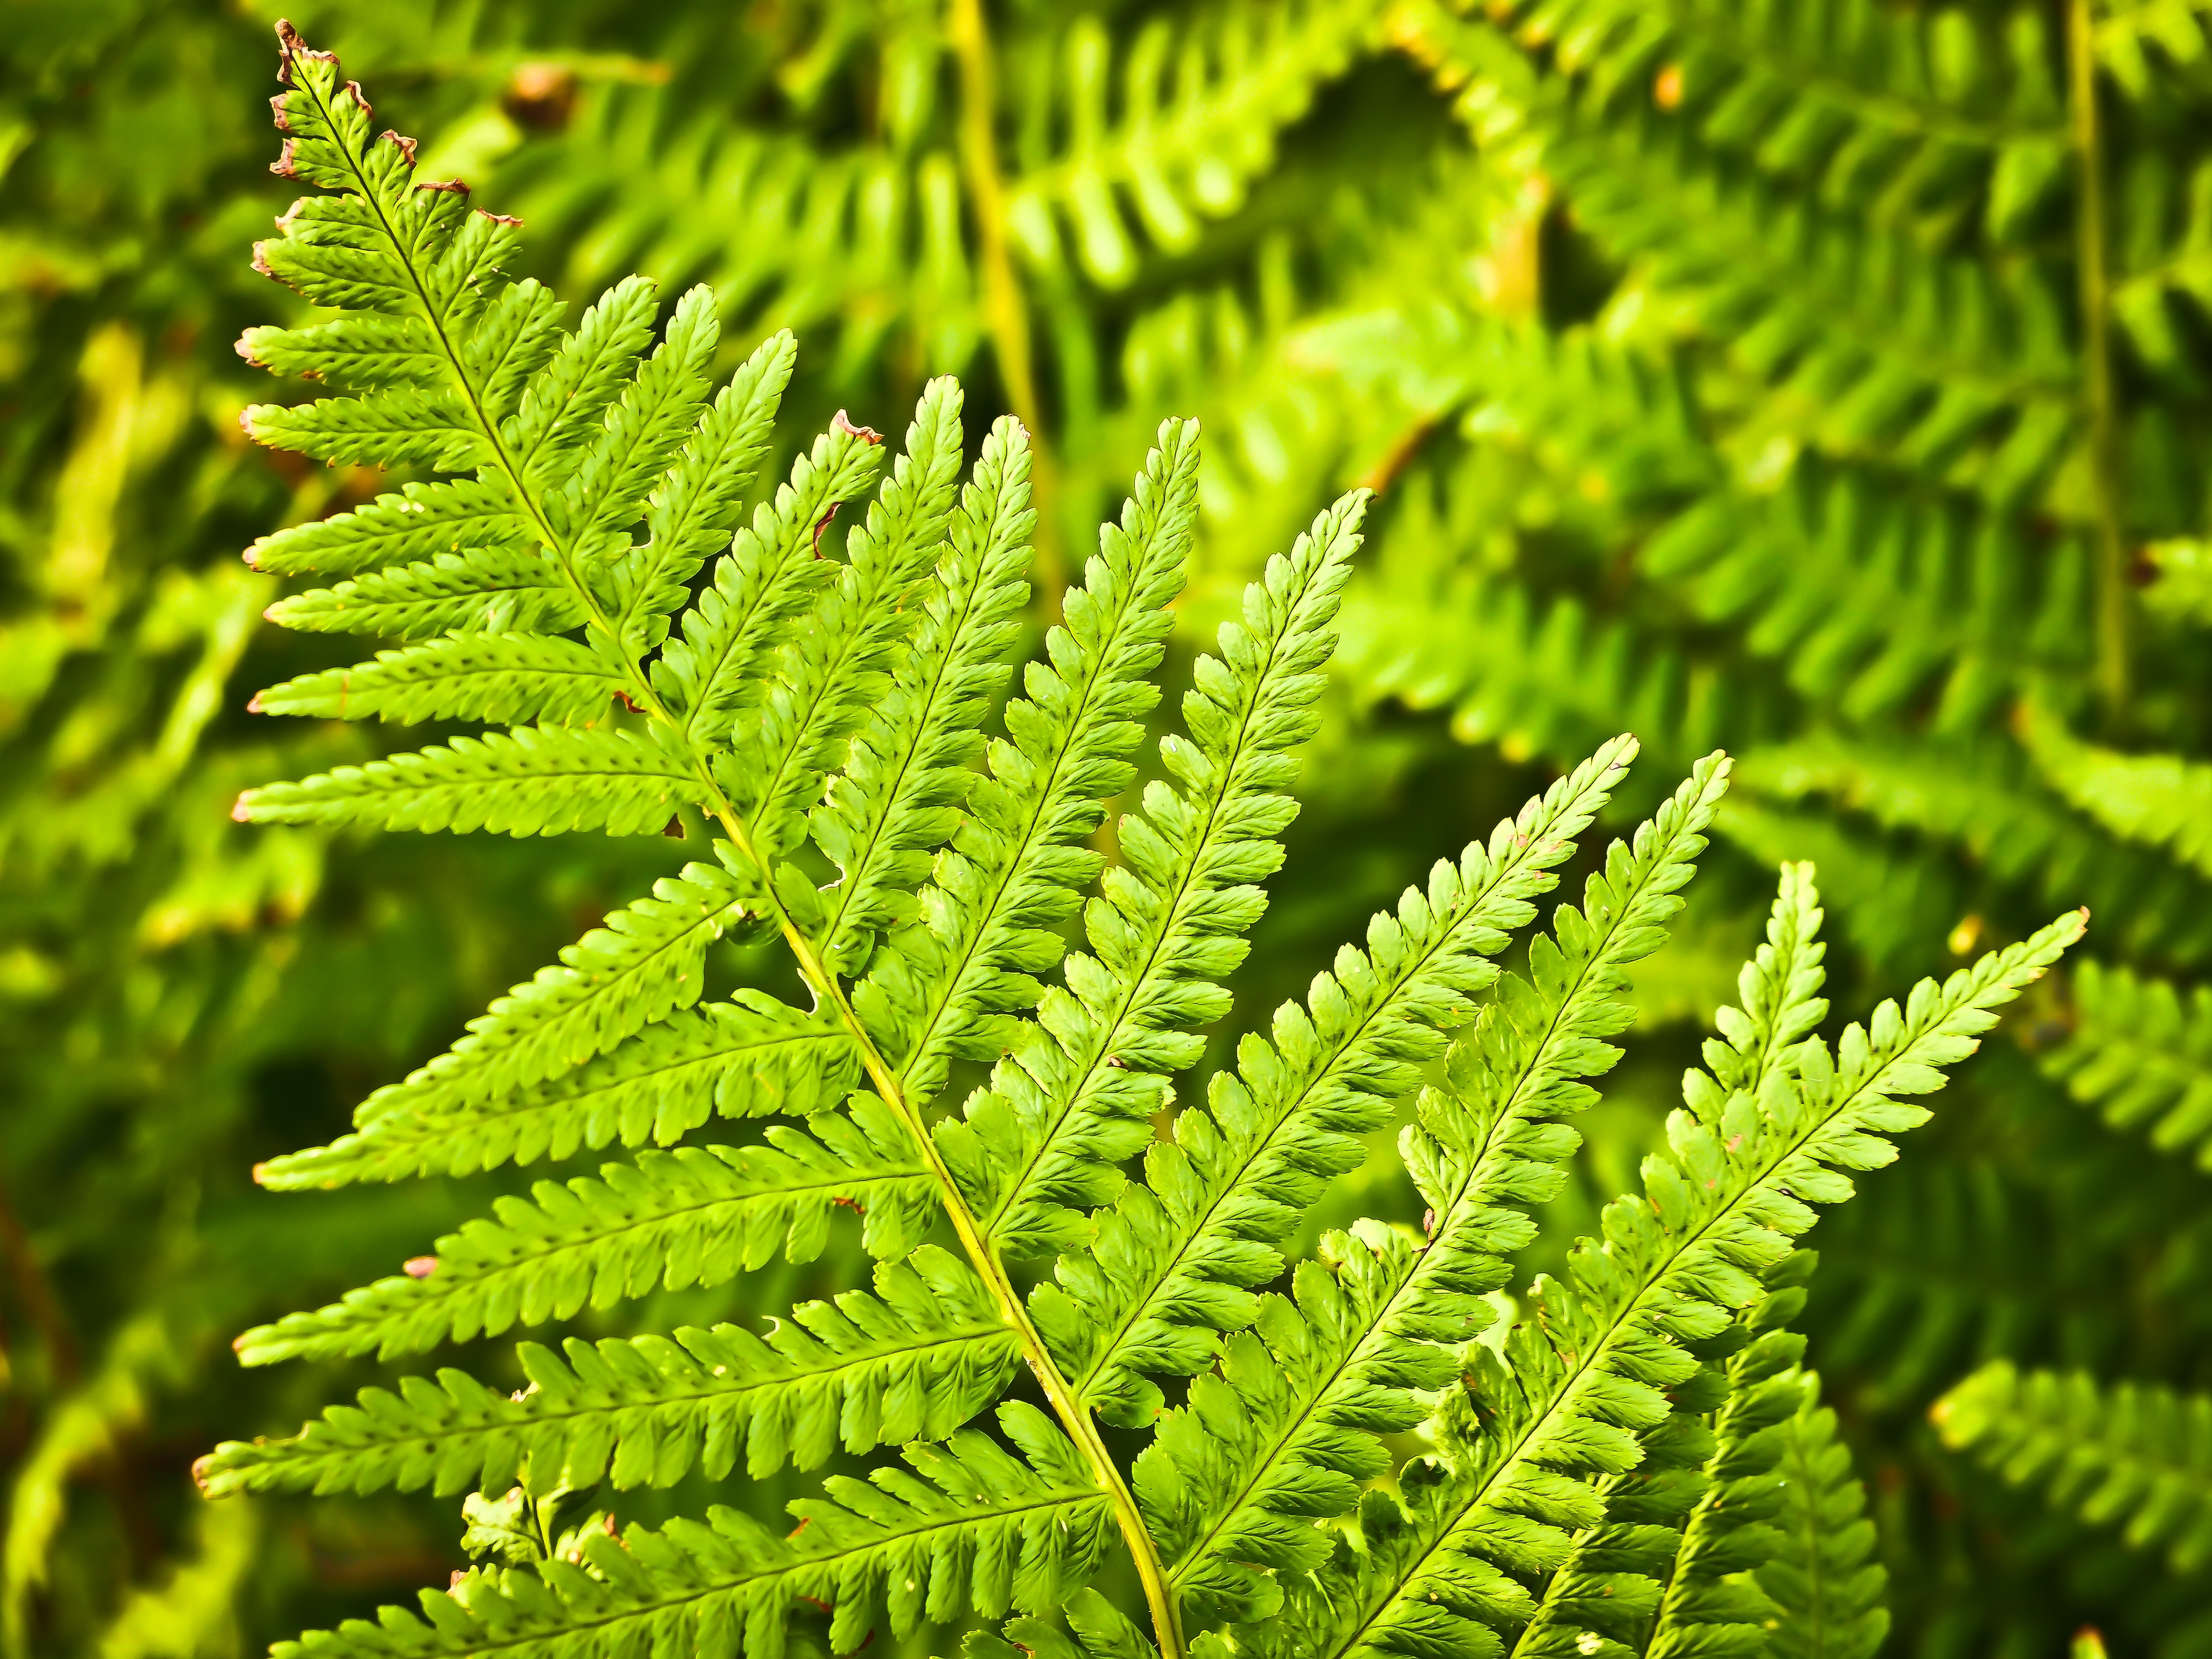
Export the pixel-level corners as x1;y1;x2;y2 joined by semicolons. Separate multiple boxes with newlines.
201;24;2086;1659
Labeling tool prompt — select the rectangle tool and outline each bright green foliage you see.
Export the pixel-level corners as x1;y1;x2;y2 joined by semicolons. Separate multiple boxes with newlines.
178;27;2092;1659
1759;1381;1890;1659
1936;1362;2212;1573
2039;959;2212;1166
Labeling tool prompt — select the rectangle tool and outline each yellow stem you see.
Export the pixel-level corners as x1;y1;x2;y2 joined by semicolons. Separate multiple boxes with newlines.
947;0;1064;607
2070;0;2130;729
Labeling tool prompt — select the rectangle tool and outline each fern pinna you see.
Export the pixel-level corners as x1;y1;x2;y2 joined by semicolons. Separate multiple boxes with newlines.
198;25;2083;1659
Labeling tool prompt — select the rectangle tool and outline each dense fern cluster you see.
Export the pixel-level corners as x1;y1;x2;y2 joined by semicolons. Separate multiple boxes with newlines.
175;26;2092;1659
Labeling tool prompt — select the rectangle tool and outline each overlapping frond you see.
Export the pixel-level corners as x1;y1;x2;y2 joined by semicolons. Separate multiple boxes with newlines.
264;1405;1112;1659
2040;959;2212;1166
259;993;861;1188
1936;1362;2212;1572
237;1103;933;1365
944;492;1369;1263
1136;756;1732;1622
1759;1379;1889;1659
200;1248;1016;1498
855;423;1199;1100
1048;736;1647;1428
1273;883;2080;1659
1467;0;2068;236
2018;703;2212;880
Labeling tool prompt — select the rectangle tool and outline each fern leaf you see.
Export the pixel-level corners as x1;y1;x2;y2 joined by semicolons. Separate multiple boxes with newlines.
854;421;1197;1100
248;634;625;725
1283;896;2083;1659
1007;0;1378;287
199;1247;1017;1498
1758;1377;1889;1659
261;1404;1112;1659
950;490;1369;1265
653;418;887;748
243;479;527;580
735;378;967;859
1140;755;1731;1620
812;415;1035;975
615;328;796;657
564;281;719;537
1050;734;1648;1429
1642;1335;1809;1659
232;724;708;837
243;387;486;471
236;1103;933;1365
1935;1361;2212;1573
258;993;860;1188
264;547;582;641
967;1585;1162;1659
507;274;662;484
2040;959;2212;1166
2019;701;2212;878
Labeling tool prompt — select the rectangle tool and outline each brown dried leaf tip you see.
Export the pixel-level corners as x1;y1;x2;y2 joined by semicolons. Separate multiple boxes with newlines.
831;410;883;445
403;1255;438;1279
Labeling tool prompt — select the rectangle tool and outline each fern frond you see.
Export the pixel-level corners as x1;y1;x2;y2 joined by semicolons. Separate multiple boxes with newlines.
243;479;525;579
2040;959;2212;1166
1936;1361;2212;1573
248;634;626;726
652;418;886;750
236;1105;933;1364
264;1404;1112;1659
200;1247;1017;1498
253;857;752;1188
1283;895;2082;1659
1049;734;1646;1428
262;547;582;641
1137;756;1732;1621
1640;1334;1807;1659
259;993;860;1188
1465;0;2068;236
734;378;966;860
613;328;796;657
1645;459;2093;727
234;724;708;837
855;422;1197;1100
1757;1376;1889;1659
2019;702;2212;879
1005;0;1378;287
967;1585;1162;1659
948;491;1368;1265
813;415;1036;976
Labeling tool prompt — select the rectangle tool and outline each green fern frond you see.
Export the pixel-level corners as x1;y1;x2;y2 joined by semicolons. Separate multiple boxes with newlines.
2018;702;2212;879
264;1403;1113;1659
236;1105;933;1365
1137;756;1732;1623
259;993;860;1187
262;547;583;641
1645;459;2093;727
1758;1377;1889;1659
2041;958;2212;1166
1936;1361;2212;1573
249;634;627;726
946;491;1368;1264
854;422;1197;1100
1050;735;1649;1429
1467;0;2068;236
813;414;1036;977
244;479;527;580
1004;0;1379;288
199;1247;1017;1498
1279;888;2080;1659
235;724;709;837
2096;0;2212;99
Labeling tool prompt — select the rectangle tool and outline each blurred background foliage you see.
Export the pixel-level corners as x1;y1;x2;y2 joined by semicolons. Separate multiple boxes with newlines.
5;0;2212;1655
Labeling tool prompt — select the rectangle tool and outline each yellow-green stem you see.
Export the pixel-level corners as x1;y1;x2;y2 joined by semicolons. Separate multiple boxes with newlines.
946;0;1064;607
2070;0;2130;729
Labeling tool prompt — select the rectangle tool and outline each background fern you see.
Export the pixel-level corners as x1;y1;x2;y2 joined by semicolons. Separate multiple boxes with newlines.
3;3;2209;1658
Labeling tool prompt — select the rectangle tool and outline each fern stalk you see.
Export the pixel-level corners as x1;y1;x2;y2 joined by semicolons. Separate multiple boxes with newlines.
948;0;1061;600
2070;0;2132;724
